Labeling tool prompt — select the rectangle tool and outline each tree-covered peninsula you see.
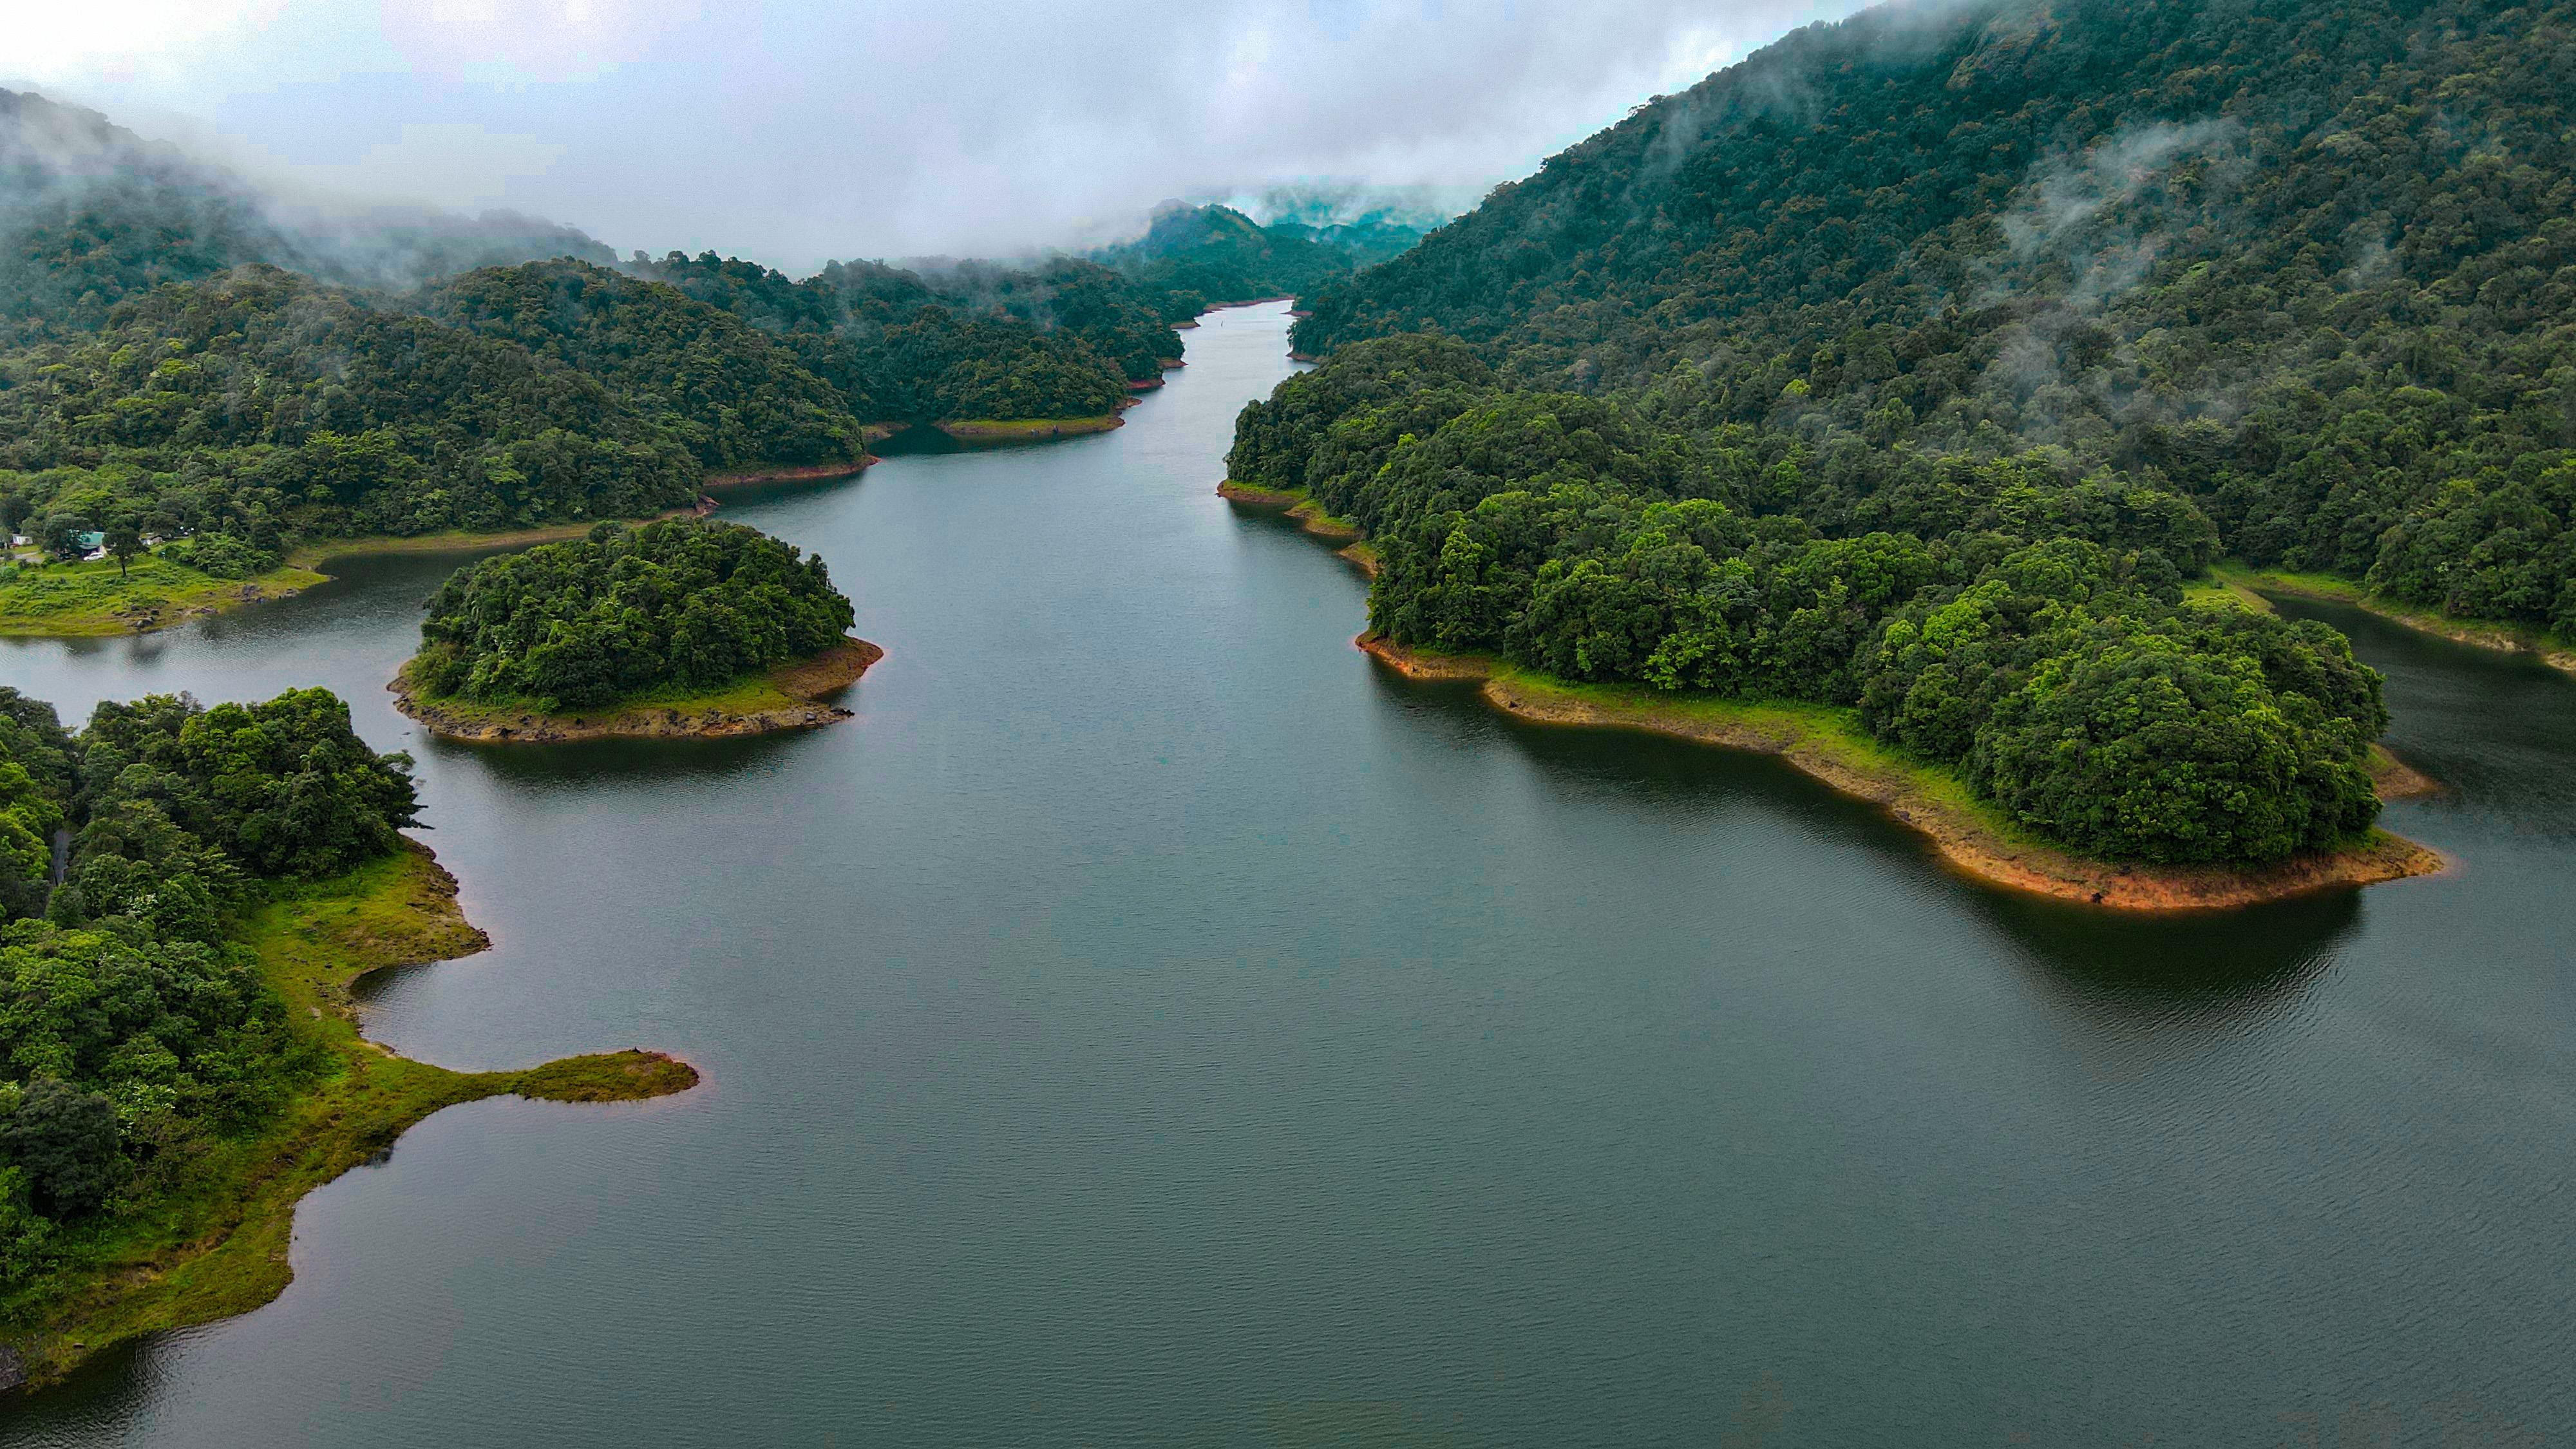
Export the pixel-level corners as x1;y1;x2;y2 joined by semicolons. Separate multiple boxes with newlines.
1223;0;2558;885
393;518;878;741
0;685;696;1388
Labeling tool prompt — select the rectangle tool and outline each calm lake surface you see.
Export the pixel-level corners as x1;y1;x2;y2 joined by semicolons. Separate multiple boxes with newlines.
1;303;2570;1448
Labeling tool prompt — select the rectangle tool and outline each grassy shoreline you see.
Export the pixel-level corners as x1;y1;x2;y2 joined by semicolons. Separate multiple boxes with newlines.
391;636;883;743
0;557;327;637
0;843;698;1394
1217;481;1379;576
2208;562;2576;677
1216;481;1363;540
1358;635;2443;912
3;506;728;641
284;510;714;570
936;415;1124;440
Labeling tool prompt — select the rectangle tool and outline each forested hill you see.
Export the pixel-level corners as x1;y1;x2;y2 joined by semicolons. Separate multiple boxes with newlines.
1284;0;2576;639
0;266;703;541
1095;205;1359;319
1240;183;1455;267
0;89;1214;557
1230;0;2576;867
622;250;1173;415
419;261;867;471
0;88;612;344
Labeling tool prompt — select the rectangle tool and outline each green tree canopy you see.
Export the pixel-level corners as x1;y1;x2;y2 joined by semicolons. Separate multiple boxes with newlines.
410;517;857;709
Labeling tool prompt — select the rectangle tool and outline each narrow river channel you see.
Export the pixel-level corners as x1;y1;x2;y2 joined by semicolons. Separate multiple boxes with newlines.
2;303;2570;1448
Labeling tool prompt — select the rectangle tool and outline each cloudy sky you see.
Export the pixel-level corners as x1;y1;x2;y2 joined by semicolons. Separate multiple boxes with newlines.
11;0;1864;273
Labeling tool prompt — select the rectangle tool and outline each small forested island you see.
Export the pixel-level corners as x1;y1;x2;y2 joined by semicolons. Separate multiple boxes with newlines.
392;517;878;743
0;685;696;1390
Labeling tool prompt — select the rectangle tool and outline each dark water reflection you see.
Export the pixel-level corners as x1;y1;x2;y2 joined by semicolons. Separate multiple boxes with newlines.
2272;592;2576;831
1;305;2570;1448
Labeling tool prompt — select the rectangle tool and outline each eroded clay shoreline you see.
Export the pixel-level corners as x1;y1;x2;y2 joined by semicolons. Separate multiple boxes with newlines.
392;637;884;743
1358;634;2447;912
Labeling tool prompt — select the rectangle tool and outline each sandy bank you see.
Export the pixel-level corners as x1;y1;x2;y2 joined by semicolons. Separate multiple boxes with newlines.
392;636;884;743
2369;744;2441;799
1217;482;1360;539
1358;635;2445;913
1217;482;1377;573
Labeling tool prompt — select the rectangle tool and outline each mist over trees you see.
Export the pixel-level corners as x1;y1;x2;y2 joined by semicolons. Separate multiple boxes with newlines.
0;93;1398;559
0;89;614;346
1285;0;2576;642
1226;0;2576;864
1091;204;1367;321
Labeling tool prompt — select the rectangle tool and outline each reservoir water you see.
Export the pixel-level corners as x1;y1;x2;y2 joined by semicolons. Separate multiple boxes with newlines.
1;302;2570;1447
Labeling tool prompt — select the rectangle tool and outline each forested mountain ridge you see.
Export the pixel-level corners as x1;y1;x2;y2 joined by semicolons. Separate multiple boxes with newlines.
1095;204;1360;319
419;261;867;471
1228;0;2576;866
0;265;701;544
623;250;1177;415
1286;0;2576;639
0;89;1211;564
1238;182;1455;267
1;88;612;346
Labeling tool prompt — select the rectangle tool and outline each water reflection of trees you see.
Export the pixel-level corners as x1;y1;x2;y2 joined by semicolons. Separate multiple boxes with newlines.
1963;886;2358;1074
1378;669;2358;1041
416;725;817;786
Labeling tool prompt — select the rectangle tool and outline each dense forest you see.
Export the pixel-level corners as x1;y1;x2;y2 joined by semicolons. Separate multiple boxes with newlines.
1094;204;1360;321
0;266;704;550
3;92;1382;562
620;251;1165;417
0;85;1428;567
419;261;869;471
406;518;856;709
1285;0;2576;642
0;685;420;1283
0;90;613;346
1226;0;2576;865
1235;337;2385;862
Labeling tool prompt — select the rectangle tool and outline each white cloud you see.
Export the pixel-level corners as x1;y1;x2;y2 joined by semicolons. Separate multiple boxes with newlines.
258;122;569;209
10;0;1873;270
377;0;709;82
